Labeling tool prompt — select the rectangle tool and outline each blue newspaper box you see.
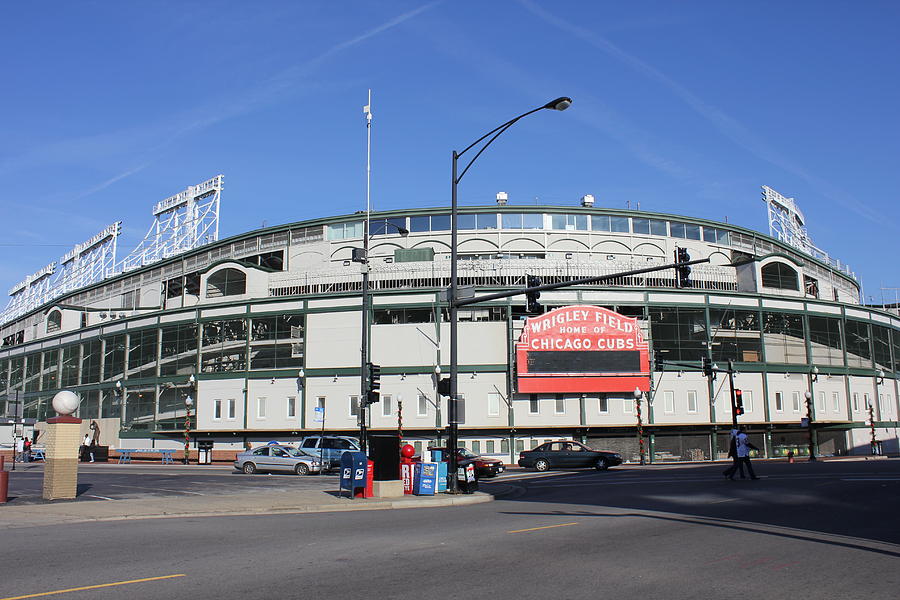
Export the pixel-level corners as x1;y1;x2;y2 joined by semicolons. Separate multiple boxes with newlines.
339;451;368;498
429;449;449;492
413;462;438;496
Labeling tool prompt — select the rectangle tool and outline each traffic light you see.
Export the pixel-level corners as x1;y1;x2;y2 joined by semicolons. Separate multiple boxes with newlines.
676;247;692;288
365;362;381;405
734;389;744;415
436;377;451;397
526;275;542;314
702;357;713;378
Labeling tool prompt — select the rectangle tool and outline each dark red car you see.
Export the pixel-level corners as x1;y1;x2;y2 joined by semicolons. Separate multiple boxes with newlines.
431;447;505;478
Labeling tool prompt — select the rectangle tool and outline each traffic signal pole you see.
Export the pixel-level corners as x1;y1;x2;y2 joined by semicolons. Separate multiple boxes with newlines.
727;360;738;429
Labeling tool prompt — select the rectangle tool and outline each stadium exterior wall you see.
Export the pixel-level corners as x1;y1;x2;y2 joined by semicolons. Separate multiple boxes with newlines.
0;205;896;462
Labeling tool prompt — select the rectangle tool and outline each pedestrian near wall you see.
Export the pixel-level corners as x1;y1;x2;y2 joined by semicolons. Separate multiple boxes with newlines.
82;433;94;463
723;429;744;480
734;427;759;480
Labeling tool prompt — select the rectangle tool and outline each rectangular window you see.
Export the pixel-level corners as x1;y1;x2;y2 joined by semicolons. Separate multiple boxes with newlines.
709;309;762;363
664;391;675;414
472;440;481;454
214;399;222;420
486;440;495;454
550;213;587;231
381;394;392;418
457;214;476;229
228;399;236;420
554;397;565;414
592;216;630;232
326;221;363;240
475;213;498;230
864;394;871;410
257;397;266;419
350;395;360;418
430;214;450;231
743;390;754;413
775;392;784;412
487;393;500;416
632;218;667;236
845;320;872;368
287;396;296;418
408;215;430;232
817;391;826;412
792;391;801;412
763;312;807;364
598;396;609;414
832;392;840;413
669;222;701;240
808;316;843;366
853;393;859;411
687;390;698;414
529;396;539;414
624;397;634;414
515;439;525;452
501;213;541;230
418;394;428;417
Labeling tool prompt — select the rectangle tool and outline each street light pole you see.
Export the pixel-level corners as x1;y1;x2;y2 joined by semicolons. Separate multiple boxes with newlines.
804;390;816;461
633;387;645;465
359;91;375;453
183;374;195;465
448;97;572;493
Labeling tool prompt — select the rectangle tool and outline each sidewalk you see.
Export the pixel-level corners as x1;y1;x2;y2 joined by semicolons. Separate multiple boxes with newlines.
0;488;493;530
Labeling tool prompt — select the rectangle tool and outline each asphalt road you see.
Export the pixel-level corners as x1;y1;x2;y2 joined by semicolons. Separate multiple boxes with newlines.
3;463;338;504
1;459;898;600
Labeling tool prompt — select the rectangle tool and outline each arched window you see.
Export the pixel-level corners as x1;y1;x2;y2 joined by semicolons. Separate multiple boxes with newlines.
207;268;246;298
47;310;62;333
761;262;799;290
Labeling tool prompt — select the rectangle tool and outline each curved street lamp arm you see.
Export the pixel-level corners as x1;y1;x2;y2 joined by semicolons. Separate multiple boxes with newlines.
457;106;545;159
456;119;519;183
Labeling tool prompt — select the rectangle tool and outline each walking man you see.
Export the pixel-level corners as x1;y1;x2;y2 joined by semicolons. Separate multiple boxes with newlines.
723;428;744;480
734;427;759;480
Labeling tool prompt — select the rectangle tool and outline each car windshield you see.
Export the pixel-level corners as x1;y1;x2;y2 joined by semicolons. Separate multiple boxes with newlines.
282;447;305;457
458;449;478;458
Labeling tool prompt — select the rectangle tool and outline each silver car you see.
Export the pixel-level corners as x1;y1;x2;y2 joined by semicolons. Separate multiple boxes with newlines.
234;444;322;475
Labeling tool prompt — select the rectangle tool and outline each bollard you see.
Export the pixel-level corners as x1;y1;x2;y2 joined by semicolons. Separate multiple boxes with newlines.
0;455;8;503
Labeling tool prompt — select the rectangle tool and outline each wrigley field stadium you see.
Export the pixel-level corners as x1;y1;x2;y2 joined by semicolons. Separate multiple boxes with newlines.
1;175;898;463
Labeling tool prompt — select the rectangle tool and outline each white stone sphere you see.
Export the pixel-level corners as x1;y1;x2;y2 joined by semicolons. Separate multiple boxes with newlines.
52;391;80;416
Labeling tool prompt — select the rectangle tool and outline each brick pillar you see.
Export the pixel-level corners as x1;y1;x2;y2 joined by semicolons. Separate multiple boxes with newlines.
43;416;82;501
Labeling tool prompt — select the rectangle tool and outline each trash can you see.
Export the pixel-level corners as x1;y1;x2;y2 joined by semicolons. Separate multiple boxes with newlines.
197;440;214;465
457;462;478;494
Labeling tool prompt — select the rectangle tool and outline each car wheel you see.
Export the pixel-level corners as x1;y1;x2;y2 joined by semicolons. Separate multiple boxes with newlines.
534;458;550;472
295;463;310;476
595;458;609;471
242;462;257;474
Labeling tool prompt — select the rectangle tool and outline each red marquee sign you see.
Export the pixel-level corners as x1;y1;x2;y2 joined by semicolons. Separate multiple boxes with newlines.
516;305;650;393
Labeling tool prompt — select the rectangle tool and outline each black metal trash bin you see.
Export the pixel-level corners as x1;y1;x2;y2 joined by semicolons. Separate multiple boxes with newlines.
457;463;478;494
197;440;214;465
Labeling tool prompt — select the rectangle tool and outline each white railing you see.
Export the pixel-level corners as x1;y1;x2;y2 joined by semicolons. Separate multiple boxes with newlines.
269;259;738;298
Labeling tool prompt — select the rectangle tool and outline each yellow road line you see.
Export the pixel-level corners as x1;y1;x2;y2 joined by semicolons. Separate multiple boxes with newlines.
508;522;578;533
0;574;186;600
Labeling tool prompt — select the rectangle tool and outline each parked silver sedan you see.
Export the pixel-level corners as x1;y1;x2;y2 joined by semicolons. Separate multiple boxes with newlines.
234;444;322;475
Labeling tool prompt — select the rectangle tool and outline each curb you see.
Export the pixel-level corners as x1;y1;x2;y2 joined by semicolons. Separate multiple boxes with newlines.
0;492;494;529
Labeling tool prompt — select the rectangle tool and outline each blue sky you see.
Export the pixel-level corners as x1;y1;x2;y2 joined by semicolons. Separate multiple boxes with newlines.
1;1;898;304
